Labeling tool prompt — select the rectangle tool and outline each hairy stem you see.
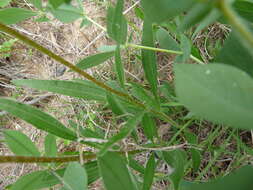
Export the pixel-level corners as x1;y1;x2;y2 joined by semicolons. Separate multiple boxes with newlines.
0;150;142;163
126;43;204;64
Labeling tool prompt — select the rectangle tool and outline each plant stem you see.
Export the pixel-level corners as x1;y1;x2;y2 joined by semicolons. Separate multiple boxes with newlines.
126;43;204;64
218;0;253;49
0;150;142;163
0;23;129;100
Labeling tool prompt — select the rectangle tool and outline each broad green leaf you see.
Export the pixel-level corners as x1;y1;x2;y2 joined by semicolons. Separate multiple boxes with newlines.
141;113;158;141
62;162;87;190
187;165;253;190
179;2;213;31
76;51;114;70
98;152;138;190
0;0;11;8
28;0;42;9
156;28;180;51
106;93;125;115
163;150;186;190
99;111;144;156
13;80;106;102
48;3;83;23
233;1;253;23
10;161;99;190
4;130;40;156
44;134;57;157
141;0;195;23
185;132;201;172
180;34;191;62
115;45;125;87
0;8;37;25
0;98;77;140
175;63;253;130
142;153;156;190
215;32;253;77
106;0;128;44
142;19;158;97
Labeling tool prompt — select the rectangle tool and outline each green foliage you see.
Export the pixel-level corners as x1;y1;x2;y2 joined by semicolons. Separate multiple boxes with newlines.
1;0;253;189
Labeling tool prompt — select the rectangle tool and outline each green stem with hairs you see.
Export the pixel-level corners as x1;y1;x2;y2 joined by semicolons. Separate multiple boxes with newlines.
126;43;204;64
218;0;253;49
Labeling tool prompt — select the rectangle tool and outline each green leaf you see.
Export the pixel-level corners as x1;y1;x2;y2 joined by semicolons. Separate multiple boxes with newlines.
156;28;180;51
0;0;11;8
62;162;87;190
142;153;156;190
163;150;186;190
175;63;253;130
76;51;114;70
115;45;125;87
215;32;253;77
106;93;125;115
141;0;195;23
179;2;213;31
185;132;201;172
0;98;77;140
233;1;253;23
4;130;40;156
44;134;57;157
99;111;144;156
180;34;191;62
98;151;138;190
107;0;128;44
28;0;42;9
141;113;158;141
0;8;37;25
48;3;83;23
187;165;253;190
49;0;65;8
142;19;158;97
10;161;99;190
13;79;106;102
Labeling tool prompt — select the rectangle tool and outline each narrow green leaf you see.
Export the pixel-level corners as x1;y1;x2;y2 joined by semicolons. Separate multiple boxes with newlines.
115;45;125;87
179;2;213;31
188;166;253;190
141;113;158;141
13;80;106;102
215;32;253;77
106;93;125;115
128;156;145;174
163;150;186;190
49;0;65;8
0;98;77;140
62;162;87;190
175;63;253;130
142;19;158;97
4;130;40;156
142;153;156;190
98;152;138;190
99;111;144;156
0;8;37;25
0;0;11;8
180;34;191;62
156;28;180;51
44;134;57;157
76;51;114;70
233;1;253;23
107;0;128;44
10;161;99;190
48;3;83;23
141;0;195;23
